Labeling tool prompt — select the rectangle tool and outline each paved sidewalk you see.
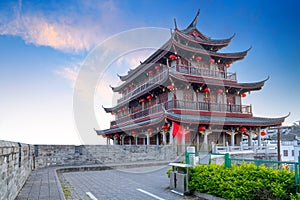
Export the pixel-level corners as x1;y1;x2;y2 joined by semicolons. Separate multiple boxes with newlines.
16;167;64;200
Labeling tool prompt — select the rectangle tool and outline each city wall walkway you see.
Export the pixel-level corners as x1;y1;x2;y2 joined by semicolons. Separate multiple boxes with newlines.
16;161;174;200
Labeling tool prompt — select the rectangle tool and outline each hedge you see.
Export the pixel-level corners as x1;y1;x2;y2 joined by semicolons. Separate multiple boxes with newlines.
188;163;298;200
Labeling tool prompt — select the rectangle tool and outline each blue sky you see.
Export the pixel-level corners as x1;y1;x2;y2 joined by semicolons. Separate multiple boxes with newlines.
0;0;299;144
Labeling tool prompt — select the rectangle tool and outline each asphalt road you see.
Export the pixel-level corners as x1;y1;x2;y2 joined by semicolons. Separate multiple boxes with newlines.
60;165;200;200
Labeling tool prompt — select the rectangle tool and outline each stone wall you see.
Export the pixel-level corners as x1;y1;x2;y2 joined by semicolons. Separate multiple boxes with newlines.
0;140;34;200
0;142;177;199
35;145;177;168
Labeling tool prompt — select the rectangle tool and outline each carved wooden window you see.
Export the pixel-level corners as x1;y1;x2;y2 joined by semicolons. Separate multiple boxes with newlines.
226;94;235;104
218;64;225;72
181;58;189;66
183;89;194;102
210;94;217;104
159;92;168;103
146;99;155;108
132;104;142;113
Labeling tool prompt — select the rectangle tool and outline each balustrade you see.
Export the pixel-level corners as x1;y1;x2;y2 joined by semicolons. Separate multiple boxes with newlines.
112;100;252;126
117;69;168;104
176;65;236;81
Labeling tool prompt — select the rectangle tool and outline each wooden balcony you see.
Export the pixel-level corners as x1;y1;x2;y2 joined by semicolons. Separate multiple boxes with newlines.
166;100;252;114
117;69;168;104
111;100;252;127
176;65;237;81
114;104;164;125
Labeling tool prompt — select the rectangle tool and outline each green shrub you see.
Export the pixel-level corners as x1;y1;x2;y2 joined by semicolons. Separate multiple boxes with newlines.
188;163;296;200
166;167;172;178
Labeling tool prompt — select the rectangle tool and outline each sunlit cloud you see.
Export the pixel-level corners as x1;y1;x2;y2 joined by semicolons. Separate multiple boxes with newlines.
0;0;122;53
54;64;80;87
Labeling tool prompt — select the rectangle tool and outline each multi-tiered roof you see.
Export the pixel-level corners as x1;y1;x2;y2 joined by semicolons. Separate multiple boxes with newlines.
96;10;287;143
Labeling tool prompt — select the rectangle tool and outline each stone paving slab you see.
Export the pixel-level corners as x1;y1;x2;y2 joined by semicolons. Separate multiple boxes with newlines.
61;165;198;200
16;160;196;200
16;167;64;200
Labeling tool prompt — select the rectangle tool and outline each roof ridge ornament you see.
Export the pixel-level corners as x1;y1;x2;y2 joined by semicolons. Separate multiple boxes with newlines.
174;18;178;30
187;8;200;29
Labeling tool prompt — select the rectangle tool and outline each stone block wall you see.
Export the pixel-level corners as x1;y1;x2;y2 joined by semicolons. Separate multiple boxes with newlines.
0;140;34;200
35;145;177;168
0;142;177;199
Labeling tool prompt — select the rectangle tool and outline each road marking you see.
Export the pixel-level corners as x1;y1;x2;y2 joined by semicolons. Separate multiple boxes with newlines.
171;189;184;196
86;192;98;200
137;188;166;200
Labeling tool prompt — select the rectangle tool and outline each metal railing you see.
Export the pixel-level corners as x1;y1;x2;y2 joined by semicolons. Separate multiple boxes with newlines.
223;153;300;192
113;100;252;126
212;145;277;154
183;151;300;192
176;65;237;81
115;104;164;124
117;69;168;104
166;100;252;114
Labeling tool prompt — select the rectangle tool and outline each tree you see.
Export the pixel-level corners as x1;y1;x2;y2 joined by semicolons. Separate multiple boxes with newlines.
292;121;300;134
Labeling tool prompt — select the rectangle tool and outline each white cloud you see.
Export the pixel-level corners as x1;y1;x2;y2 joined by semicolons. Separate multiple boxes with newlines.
0;0;122;53
54;63;80;87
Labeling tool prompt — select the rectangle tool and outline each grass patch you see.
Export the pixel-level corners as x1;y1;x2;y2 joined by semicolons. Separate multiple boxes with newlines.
57;173;81;200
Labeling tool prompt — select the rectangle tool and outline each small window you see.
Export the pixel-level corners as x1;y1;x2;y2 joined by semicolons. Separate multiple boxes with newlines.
292;150;294;156
283;150;288;157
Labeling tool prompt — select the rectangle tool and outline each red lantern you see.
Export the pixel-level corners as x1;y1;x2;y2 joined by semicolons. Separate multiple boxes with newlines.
169;54;176;60
198;126;206;132
217;89;223;94
131;131;137;136
147;128;153;133
115;134;119;138
148;70;154;75
203;87;210;98
139;99;146;103
118;91;122;94
203;88;210;93
167;85;174;91
162;125;169;131
209;58;215;63
196;56;202;61
155;66;160;71
239;127;247;133
226;64;231;68
241;93;246;98
147;95;152;101
261;131;266;137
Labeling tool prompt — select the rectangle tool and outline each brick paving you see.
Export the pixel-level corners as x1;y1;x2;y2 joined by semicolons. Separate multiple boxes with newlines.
16;167;64;200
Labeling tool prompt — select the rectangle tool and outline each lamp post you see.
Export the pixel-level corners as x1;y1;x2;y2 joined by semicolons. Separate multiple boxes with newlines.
277;127;281;162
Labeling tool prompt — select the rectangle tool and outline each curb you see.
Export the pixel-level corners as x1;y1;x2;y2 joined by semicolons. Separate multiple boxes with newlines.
193;191;226;200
